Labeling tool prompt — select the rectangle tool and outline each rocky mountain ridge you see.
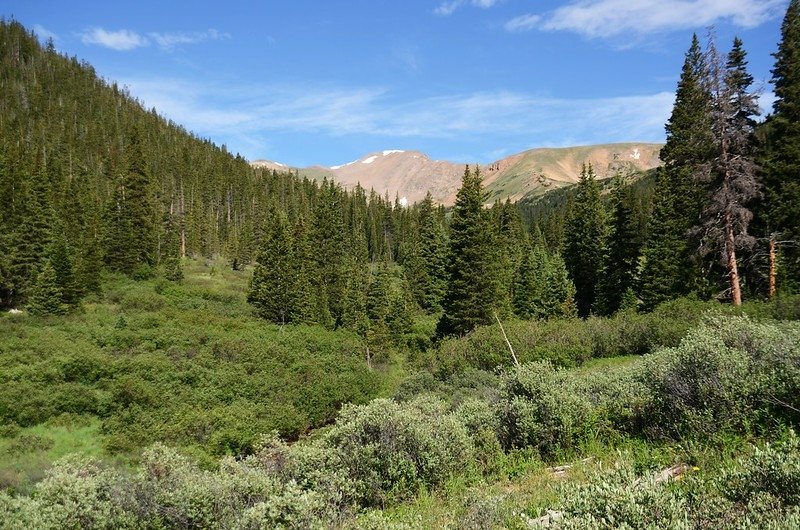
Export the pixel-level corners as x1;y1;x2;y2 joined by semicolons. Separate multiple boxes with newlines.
251;143;663;206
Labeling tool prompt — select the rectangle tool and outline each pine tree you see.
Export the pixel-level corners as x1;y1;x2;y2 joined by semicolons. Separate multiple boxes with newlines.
47;231;80;307
761;0;800;288
291;216;317;323
248;211;298;323
27;260;65;315
437;166;499;337
103;126;157;275
639;34;715;309
404;192;448;312
494;199;527;315
595;175;642;315
695;37;761;305
311;179;348;326
563;164;607;317
545;252;577;318
512;242;548;319
9;164;54;303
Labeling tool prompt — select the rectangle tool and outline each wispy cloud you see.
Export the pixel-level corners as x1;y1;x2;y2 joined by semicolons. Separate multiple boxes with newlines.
148;29;230;51
505;0;785;38
393;45;421;73
79;27;229;51
80;28;148;51
504;14;541;32
33;24;59;43
434;0;499;16
120;77;675;161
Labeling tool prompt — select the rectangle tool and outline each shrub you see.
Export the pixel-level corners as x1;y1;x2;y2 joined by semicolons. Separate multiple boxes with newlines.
498;362;595;457
643;316;800;438
5;434;54;455
542;465;691;529
119;289;165;312
318;397;475;506
722;433;800;507
33;456;138;529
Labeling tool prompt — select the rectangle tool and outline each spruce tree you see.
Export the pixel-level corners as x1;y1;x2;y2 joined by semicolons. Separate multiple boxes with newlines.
437;166;499;337
639;34;715;309
512;242;548;319
761;0;800;288
47;231;80;307
9;164;54;303
103;126;157;275
311;179;348;327
595;175;642;315
291;216;317;324
404;192;448;312
494;199;527;315
27;260;65;315
366;261;392;349
563;164;607;317
545;252;577;319
248;211;298;324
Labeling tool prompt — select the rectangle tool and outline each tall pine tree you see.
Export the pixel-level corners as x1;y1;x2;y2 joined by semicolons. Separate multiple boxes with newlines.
595;175;642;315
563;164;607;318
437;166;499;337
102;125;157;275
248;210;299;324
404;192;448;313
639;34;715;309
761;0;800;289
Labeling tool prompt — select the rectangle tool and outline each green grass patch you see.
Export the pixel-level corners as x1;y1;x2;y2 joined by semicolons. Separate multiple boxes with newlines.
0;416;103;493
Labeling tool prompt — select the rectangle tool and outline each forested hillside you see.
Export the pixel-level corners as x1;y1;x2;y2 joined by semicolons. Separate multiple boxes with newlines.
0;19;415;317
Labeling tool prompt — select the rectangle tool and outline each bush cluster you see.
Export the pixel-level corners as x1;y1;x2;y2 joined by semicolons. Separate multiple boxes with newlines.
535;434;800;529
436;296;800;374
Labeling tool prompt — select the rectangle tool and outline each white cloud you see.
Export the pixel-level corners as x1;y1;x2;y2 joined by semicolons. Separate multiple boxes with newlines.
148;29;230;51
434;0;500;16
119;77;676;158
80;27;230;52
504;14;541;32
33;24;59;43
506;0;785;38
80;28;149;51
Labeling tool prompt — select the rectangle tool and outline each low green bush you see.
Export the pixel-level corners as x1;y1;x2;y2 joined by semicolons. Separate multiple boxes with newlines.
318;396;475;507
498;362;595;457
643;316;800;438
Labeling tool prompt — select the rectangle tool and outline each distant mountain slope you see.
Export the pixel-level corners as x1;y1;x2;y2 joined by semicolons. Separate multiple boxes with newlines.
254;143;662;206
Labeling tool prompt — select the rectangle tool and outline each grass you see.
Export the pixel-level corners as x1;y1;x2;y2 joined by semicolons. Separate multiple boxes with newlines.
575;354;640;373
0;416;104;493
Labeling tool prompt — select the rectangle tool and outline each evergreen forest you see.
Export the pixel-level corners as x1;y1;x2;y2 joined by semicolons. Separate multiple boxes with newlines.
2;3;800;527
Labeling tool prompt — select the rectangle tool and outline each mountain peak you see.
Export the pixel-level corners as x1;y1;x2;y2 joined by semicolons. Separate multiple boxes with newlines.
251;143;662;206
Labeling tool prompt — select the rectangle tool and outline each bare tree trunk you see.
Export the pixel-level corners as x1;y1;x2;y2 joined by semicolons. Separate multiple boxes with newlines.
769;235;777;300
725;213;742;306
494;311;519;367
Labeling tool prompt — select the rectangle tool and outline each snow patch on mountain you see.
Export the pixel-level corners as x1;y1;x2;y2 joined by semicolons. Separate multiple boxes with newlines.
330;159;357;170
362;155;378;164
382;150;405;156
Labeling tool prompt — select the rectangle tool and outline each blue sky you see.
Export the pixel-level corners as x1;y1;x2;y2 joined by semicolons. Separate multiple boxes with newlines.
3;0;789;167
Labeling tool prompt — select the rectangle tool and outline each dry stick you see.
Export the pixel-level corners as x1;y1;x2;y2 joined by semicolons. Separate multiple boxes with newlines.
494;311;519;367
